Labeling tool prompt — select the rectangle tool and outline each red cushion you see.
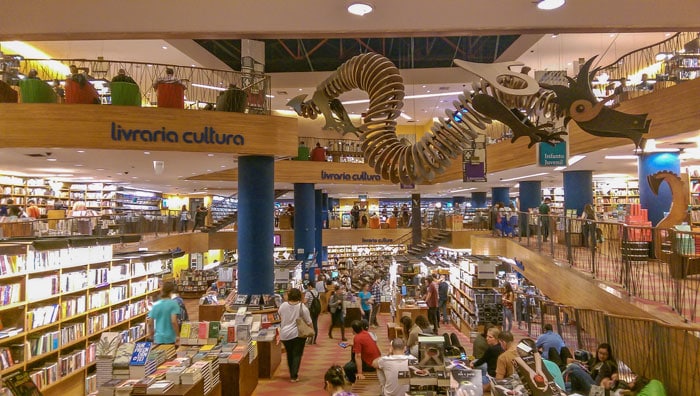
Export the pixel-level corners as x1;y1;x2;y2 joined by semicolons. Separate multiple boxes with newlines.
64;79;99;104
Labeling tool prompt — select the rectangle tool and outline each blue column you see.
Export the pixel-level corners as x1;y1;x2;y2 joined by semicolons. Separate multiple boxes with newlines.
472;192;487;208
492;187;510;207
519;181;542;235
237;156;274;295
639;152;680;225
563;171;593;216
321;193;329;263
314;189;323;272
294;183;316;279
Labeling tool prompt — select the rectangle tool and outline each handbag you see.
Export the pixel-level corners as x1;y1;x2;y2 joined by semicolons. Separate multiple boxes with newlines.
296;303;315;338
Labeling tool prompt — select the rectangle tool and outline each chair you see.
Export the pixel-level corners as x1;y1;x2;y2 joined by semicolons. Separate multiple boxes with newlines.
155;82;185;109
0;80;18;103
369;216;380;229
110;82;141;106
18;79;57;103
64;79;100;104
387;217;398;229
216;88;247;112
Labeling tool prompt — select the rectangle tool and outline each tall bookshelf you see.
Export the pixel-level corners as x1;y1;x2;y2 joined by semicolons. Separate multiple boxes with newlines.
0;239;170;396
593;179;639;218
690;175;700;226
448;259;477;333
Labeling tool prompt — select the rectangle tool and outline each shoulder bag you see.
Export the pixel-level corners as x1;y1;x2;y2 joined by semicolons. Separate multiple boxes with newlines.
296;303;315;338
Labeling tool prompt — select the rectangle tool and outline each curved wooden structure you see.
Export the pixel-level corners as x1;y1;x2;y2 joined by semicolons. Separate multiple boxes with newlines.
290;54;651;185
156;82;185;109
648;171;690;258
110;82;141;106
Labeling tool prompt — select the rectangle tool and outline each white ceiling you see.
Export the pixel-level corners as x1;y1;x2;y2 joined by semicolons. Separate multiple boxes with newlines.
1;0;698;199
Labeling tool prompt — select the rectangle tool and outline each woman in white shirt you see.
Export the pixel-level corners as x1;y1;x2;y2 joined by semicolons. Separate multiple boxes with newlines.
277;288;313;382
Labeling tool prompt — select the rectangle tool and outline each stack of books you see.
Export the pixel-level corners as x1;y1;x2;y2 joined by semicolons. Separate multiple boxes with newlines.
179;365;202;385
190;360;214;394
165;366;187;384
129;342;156;378
146;380;175;394
130;377;157;396
112;343;135;379
114;379;141;396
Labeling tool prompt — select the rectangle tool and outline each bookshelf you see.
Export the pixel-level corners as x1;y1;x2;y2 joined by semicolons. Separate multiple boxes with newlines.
690;175;700;226
593;179;640;218
448;259;477;333
0;239;170;396
178;269;218;298
328;244;406;264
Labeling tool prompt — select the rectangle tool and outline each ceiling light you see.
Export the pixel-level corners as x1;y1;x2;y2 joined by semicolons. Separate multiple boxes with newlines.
536;0;565;10
347;2;373;15
605;155;638;160
450;188;476;193
551;34;559;38
144;151;150;155
553;166;566;171
568;155;585;166
46;158;57;162
400;113;412;120
207;153;215;157
162;46;168;50
501;172;549;182
77;150;85;153
191;83;226;91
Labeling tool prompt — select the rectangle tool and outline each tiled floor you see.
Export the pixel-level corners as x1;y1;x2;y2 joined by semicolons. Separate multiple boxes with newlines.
183;299;532;396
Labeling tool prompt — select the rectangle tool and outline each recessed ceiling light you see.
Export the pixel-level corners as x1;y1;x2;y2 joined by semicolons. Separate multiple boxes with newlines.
47;158;57;162
144;151;150;155
551;34;559;38
207;154;214;157
220;165;226;168
77;150;85;153
74;164;84;167
96;168;104;171
162;46;168;50
347;2;373;16
605;155;638;160
191;64;196;67
132;176;138;179
298;88;303;91
537;0;565;10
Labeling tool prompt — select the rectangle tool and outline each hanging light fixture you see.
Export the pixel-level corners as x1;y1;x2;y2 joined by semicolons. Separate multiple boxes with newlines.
537;0;565;10
347;2;374;16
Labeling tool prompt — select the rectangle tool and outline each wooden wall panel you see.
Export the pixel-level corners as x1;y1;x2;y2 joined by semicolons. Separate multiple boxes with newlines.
322;228;411;246
0;104;298;156
448;230;492;249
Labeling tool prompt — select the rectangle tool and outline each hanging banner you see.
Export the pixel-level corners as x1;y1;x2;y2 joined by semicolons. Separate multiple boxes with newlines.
538;141;567;167
462;145;487;182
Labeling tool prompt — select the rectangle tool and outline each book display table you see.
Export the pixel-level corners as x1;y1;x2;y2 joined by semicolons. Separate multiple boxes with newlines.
220;350;259;396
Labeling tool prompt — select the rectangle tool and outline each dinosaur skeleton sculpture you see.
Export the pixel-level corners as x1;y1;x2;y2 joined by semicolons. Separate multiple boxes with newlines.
647;170;690;259
288;53;651;185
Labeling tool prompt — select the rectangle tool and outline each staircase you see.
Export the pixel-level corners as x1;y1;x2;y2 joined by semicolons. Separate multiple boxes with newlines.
405;230;452;259
201;189;292;233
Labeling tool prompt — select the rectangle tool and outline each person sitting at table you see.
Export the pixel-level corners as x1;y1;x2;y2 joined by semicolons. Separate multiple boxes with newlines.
469;327;504;393
111;68;137;84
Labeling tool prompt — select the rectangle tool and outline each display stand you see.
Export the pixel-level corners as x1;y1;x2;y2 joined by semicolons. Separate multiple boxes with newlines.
199;303;226;322
256;338;281;378
162;378;221;396
220;350;259;396
395;305;429;325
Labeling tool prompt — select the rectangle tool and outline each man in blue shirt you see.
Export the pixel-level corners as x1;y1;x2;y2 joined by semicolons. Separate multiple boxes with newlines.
147;282;181;344
535;323;565;359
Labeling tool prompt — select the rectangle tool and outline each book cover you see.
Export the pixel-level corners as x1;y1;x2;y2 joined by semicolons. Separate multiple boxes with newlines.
4;371;43;396
113;343;136;368
129;342;153;366
226;326;236;343
207;322;220;339
179;323;191;339
197;322;209;339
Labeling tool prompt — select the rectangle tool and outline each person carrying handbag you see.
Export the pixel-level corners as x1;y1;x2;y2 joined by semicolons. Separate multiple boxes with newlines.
277;288;313;383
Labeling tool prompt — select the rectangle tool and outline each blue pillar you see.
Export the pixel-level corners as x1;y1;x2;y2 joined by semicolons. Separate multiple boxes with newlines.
492;187;510;207
639;152;680;226
294;183;316;279
314;189;323;272
237;156;274;295
321;193;329;263
519;181;542;235
472;192;487;208
563;171;593;216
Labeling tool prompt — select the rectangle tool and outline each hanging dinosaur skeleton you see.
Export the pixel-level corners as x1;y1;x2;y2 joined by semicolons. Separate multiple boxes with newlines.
288;52;651;185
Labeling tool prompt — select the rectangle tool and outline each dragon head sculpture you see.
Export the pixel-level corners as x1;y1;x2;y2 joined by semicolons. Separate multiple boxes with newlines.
542;57;651;148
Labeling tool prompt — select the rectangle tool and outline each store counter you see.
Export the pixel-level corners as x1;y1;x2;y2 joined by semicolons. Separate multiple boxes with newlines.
220;350;259;396
395;304;429;325
163;378;221;396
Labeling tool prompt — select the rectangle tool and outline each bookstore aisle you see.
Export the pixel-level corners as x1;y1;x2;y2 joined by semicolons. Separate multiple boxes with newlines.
183;299;531;396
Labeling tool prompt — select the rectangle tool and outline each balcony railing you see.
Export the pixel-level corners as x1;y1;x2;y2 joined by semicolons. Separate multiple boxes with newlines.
9;58;271;113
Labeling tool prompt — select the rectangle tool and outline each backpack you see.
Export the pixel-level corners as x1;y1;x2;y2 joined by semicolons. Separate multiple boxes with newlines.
309;291;321;316
173;296;189;325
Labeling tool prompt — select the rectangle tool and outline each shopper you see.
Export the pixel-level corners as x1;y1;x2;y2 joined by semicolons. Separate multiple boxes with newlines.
179;205;190;233
437;275;449;324
147;281;181;345
111;68;137;84
535;323;565;360
310;142;327;161
152;67;186;89
496;331;519;380
328;285;347;341
192;205;207;232
277;288;312;383
345;320;381;382
425;275;439;334
470;327;503;393
350;204;360;229
502;282;515;332
25;200;40;219
372;338;412;396
358;283;373;323
323;365;358;396
564;343;619;394
304;282;321;344
369;277;382;327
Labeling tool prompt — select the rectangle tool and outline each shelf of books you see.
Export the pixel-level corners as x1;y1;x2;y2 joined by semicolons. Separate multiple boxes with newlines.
177;270;219;298
0;239;170;396
448;259;478;333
